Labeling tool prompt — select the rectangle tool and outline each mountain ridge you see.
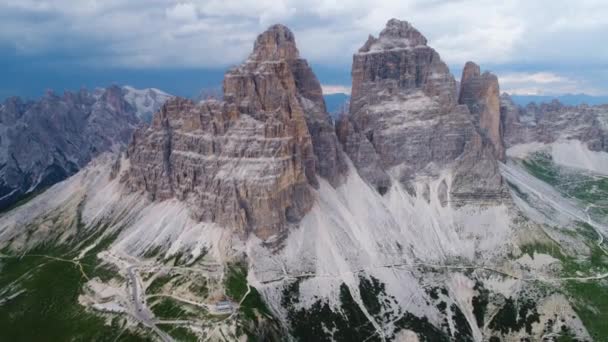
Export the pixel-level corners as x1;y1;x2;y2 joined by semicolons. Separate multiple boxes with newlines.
0;19;606;342
0;85;171;210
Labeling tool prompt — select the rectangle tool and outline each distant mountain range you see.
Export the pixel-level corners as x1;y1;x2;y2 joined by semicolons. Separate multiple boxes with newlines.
510;94;608;106
0;85;171;209
324;93;608;110
2;20;608;342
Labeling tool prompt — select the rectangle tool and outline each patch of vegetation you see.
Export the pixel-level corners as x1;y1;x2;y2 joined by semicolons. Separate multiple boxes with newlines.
488;297;540;335
142;245;164;259
393;312;450;342
240;286;273;322
225;262;248;300
522;152;608;219
450;304;473;341
188;279;209;298
564;280;608;340
568;176;608;203
283;278;450;342
283;281;379;342
222;261;282;340
157;324;199;342
522;153;559;185
520;241;566;261
168;251;193;267
519;221;608;340
529;222;608;278
150;297;197;320
147;273;178;294
358;275;385;317
94;262;123;282
0;244;151;341
555;325;579;342
472;281;489;327
506;180;529;201
358;275;401;325
489;298;518;334
423;286;455;337
427;286;440;300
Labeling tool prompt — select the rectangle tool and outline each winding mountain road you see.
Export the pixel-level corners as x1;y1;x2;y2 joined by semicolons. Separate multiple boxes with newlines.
126;266;173;342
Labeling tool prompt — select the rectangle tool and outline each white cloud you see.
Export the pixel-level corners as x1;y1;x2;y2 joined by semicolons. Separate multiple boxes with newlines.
500;72;568;85
498;72;603;96
166;3;198;22
321;84;351;95
0;0;607;94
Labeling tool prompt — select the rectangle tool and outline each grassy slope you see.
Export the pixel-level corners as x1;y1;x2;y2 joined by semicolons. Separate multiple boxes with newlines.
0;230;152;341
519;153;608;339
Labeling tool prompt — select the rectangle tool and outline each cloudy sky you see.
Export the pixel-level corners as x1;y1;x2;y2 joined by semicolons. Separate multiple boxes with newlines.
1;0;607;99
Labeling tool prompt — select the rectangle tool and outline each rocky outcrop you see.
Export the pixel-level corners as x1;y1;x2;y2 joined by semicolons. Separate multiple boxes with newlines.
0;86;157;210
459;62;505;161
350;19;458;114
122;86;173;122
500;95;608;152
125;24;345;239
337;19;506;204
224;24;346;187
335;115;390;193
499;93;525;147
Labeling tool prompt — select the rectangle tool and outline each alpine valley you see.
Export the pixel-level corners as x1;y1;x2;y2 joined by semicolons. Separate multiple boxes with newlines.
1;19;608;342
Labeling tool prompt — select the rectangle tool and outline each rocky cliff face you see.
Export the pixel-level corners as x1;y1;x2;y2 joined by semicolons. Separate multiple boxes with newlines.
337;19;506;203
224;24;346;187
459;61;505;161
1;20;601;342
500;95;608;151
125;24;345;239
0;86;161;210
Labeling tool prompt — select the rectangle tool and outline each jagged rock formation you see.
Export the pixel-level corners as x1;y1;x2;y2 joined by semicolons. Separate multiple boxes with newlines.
0;19;602;342
499;93;526;147
459;61;505;161
500;95;608;151
224;24;347;187
121;86;173;122
125;24;345;239
337;19;506;203
0;86;161;210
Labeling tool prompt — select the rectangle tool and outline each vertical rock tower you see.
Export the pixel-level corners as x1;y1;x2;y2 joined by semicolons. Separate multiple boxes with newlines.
338;19;506;203
458;61;506;161
125;25;345;239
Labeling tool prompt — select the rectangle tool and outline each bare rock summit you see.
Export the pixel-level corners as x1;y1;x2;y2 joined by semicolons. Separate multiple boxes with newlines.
125;24;346;239
458;61;506;161
337;19;507;204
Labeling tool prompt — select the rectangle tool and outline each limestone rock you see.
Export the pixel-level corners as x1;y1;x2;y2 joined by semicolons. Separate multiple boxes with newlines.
335;115;390;194
351;19;458;114
458;62;506;161
339;19;506;204
125;24;346;239
225;24;346;187
500;96;608;152
0;86;147;209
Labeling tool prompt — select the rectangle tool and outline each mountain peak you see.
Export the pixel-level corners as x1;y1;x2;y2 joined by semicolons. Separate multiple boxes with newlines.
461;61;481;79
359;18;427;53
251;23;299;61
458;61;505;161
